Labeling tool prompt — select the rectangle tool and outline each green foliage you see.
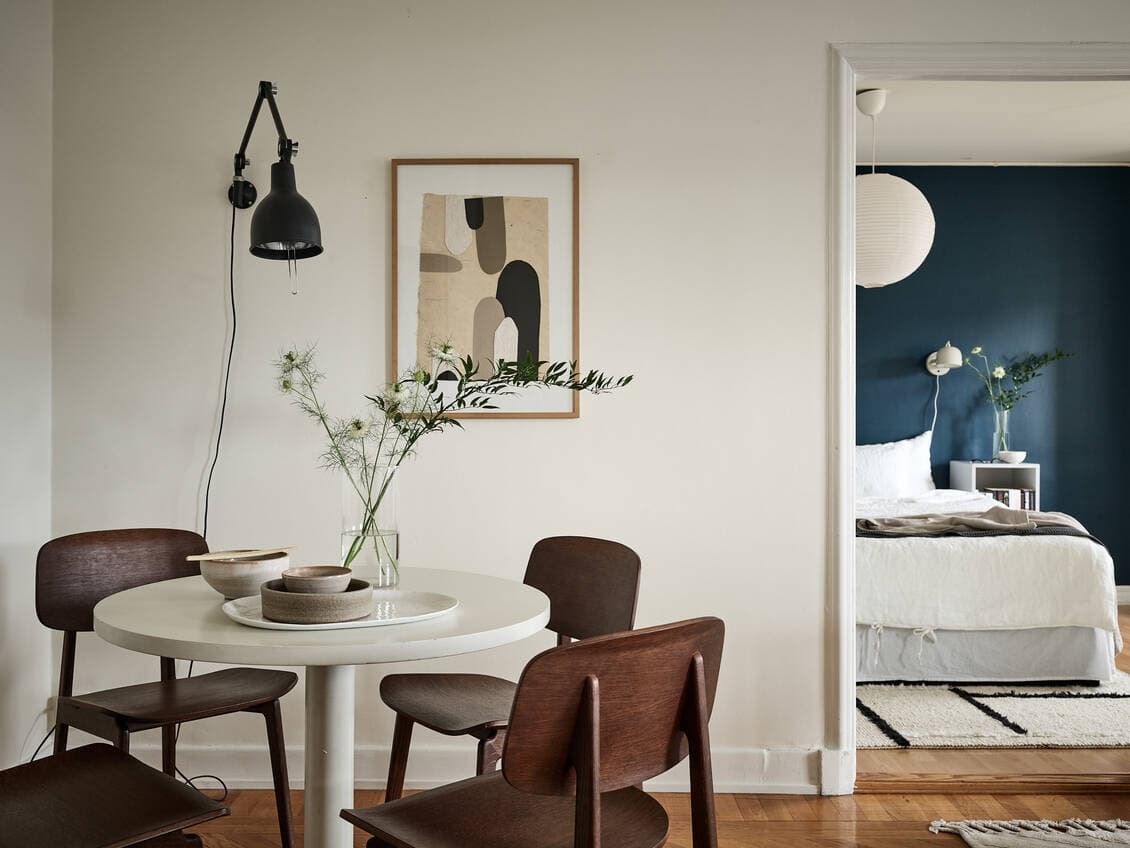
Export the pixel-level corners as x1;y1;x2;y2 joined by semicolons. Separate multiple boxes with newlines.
963;347;1074;412
274;344;632;566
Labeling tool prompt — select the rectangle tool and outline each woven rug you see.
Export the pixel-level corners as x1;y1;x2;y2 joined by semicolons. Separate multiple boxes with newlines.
932;820;1130;847
857;672;1130;748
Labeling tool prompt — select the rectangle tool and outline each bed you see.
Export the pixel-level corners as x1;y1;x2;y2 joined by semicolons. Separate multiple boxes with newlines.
855;451;1120;683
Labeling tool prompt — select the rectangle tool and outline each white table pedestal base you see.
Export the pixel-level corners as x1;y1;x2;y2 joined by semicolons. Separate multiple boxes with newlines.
305;665;356;848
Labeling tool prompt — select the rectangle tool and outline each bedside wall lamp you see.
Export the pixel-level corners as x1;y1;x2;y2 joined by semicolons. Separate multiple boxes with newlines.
925;341;962;432
926;341;963;376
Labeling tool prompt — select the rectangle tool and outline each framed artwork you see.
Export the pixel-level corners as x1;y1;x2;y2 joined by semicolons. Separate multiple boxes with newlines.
392;158;580;418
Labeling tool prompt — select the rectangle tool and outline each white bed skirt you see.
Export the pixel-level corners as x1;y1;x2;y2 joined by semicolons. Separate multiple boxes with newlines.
856;624;1117;683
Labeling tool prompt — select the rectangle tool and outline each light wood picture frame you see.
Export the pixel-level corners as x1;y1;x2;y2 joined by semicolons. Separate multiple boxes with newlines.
391;158;580;419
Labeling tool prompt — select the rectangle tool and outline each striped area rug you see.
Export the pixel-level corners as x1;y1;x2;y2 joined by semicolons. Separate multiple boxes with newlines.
931;819;1130;846
857;673;1130;748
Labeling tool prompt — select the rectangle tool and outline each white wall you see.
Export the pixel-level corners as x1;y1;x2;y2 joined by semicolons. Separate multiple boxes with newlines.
50;0;1130;792
0;0;53;769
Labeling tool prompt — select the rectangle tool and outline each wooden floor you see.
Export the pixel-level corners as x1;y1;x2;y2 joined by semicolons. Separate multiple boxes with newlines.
190;612;1130;845
856;607;1130;791
193;787;1130;847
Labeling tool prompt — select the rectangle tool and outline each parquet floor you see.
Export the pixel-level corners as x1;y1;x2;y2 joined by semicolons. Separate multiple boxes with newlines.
192;787;1130;847
856;606;1130;790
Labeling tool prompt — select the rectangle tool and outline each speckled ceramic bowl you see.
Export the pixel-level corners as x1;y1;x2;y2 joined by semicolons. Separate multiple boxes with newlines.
282;566;352;594
260;578;373;624
199;551;290;600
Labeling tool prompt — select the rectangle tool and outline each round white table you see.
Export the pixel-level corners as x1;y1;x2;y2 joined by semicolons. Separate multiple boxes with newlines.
93;567;550;848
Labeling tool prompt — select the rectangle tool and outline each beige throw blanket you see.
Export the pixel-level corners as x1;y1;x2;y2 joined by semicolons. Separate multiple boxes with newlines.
858;505;1089;537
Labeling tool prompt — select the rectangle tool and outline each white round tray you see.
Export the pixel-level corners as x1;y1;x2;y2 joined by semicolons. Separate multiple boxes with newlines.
222;589;459;631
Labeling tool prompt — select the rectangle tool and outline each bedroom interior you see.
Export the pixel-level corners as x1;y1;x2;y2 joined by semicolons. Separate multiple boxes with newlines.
852;79;1130;790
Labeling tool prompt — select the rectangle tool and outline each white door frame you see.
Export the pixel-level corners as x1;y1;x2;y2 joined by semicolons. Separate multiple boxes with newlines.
825;42;1130;795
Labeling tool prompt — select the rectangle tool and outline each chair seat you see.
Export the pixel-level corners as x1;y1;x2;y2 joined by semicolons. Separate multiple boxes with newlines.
0;743;227;848
380;674;517;738
342;771;668;848
61;667;298;726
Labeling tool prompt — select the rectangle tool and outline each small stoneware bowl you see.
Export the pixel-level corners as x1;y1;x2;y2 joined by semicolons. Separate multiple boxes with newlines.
999;450;1027;464
199;551;289;600
282;566;352;594
260;578;373;624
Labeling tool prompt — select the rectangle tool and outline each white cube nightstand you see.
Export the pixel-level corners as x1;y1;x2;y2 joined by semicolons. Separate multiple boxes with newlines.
949;460;1040;510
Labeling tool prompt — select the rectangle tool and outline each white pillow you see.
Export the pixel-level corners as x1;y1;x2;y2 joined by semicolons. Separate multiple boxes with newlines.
855;430;935;499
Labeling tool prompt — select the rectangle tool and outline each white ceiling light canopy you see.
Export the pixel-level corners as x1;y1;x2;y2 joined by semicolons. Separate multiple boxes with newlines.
855;88;936;288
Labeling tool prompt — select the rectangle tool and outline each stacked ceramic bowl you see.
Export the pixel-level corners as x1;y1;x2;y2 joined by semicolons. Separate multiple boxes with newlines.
197;549;291;600
260;566;374;624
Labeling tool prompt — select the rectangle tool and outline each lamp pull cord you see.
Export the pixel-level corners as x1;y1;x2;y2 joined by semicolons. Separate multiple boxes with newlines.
202;206;238;541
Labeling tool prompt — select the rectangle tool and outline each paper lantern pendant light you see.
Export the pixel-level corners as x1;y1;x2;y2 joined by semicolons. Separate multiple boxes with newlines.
855;89;935;288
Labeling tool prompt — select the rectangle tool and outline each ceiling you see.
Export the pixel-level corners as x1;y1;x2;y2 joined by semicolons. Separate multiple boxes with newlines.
855;80;1130;164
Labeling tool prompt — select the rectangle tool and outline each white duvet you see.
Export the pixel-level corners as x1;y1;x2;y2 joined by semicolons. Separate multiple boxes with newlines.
856;490;1120;650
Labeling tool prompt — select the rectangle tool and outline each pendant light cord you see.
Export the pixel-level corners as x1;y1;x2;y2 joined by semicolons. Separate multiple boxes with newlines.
202;206;238;541
870;113;878;174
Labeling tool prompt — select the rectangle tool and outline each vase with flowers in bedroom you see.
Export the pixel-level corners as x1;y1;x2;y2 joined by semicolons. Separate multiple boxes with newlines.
964;345;1074;460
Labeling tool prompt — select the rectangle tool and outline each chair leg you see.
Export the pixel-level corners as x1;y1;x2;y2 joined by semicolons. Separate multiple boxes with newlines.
114;726;131;753
160;657;177;777
476;730;505;775
384;713;414;802
261;701;295;848
53;723;69;756
161;724;177;777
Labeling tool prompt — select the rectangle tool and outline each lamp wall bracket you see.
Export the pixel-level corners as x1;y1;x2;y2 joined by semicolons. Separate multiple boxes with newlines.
227;80;297;208
925;352;951;376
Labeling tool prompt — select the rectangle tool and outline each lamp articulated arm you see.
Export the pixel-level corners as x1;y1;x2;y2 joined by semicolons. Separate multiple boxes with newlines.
228;80;299;210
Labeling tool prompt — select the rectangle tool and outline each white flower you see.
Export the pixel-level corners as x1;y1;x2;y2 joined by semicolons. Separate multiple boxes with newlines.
992;366;1006;379
346;418;371;439
970;346;982;355
382;385;408;409
279;377;294;392
430;342;461;366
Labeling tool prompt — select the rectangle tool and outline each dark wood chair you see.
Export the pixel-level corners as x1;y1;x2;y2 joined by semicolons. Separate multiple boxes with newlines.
379;535;641;800
0;743;228;848
344;616;724;848
36;528;298;848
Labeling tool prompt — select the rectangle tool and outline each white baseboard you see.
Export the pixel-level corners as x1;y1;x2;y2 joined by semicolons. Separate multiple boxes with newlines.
128;742;821;795
1118;586;1130;605
819;747;855;796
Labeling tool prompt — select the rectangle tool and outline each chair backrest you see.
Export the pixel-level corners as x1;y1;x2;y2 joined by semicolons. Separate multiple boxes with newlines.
522;536;641;641
36;529;207;633
503;616;724;795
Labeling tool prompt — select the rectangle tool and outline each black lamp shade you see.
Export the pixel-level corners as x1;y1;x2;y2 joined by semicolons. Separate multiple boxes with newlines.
249;161;323;259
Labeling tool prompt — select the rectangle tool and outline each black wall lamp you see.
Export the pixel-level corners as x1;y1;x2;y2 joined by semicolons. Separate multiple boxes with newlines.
227;80;323;270
202;80;323;543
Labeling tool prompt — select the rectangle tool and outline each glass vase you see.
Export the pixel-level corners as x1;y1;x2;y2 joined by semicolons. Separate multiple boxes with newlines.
341;466;399;589
992;407;1010;460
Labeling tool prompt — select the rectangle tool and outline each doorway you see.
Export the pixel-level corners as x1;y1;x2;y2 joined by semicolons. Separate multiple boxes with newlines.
827;43;1130;795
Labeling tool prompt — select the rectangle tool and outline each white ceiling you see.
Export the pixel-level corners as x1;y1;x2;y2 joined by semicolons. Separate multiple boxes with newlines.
855;80;1130;164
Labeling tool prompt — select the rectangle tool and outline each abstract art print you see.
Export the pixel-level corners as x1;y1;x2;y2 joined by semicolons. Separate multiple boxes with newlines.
392;159;579;418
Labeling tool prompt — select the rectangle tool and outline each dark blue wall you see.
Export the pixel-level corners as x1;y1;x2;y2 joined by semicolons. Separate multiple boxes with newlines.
856;166;1130;581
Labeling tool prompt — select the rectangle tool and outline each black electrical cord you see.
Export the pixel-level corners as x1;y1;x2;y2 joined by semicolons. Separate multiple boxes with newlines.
27;725;55;762
172;660;229;802
202;205;238;541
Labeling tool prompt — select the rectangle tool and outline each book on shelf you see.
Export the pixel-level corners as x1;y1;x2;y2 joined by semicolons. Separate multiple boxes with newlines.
979;487;1035;509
